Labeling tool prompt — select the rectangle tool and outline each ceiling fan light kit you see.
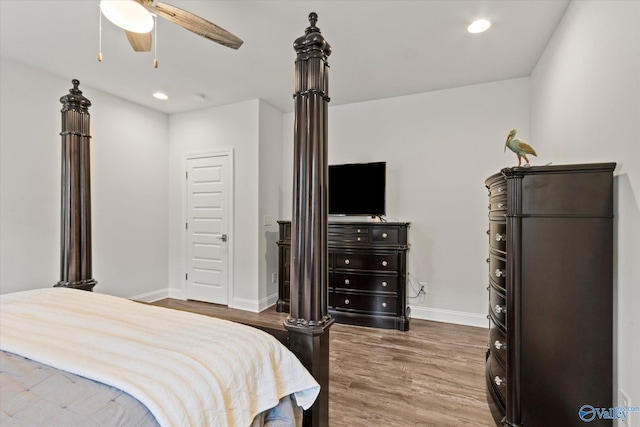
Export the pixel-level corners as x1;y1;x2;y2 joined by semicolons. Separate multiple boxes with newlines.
97;0;243;69
100;0;154;33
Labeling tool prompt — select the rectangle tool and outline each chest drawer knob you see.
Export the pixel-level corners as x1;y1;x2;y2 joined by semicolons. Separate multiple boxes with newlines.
357;229;362;233
357;237;361;242
344;279;350;285
344;299;350;305
382;232;388;239
382;281;388;288
494;340;507;350
382;302;388;308
494;376;506;386
494;304;506;314
494;233;506;242
382;260;388;267
344;259;350;265
494;269;505;278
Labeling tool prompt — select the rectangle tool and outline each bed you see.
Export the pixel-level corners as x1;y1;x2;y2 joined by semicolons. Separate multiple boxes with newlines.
0;288;315;426
1;12;332;427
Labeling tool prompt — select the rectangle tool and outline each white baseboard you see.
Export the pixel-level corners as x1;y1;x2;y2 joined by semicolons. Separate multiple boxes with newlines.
231;293;278;313
409;305;488;328
130;288;186;302
129;288;171;302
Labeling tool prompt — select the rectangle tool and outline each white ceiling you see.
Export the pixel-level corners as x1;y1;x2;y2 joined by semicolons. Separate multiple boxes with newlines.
0;0;570;114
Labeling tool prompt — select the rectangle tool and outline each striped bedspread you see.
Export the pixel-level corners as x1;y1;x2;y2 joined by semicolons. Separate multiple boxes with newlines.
0;288;319;426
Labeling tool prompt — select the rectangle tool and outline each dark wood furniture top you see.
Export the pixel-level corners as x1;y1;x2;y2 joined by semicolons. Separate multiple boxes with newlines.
484;163;615;427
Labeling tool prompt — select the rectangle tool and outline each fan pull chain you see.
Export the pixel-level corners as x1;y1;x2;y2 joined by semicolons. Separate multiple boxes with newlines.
98;7;103;62
153;15;158;68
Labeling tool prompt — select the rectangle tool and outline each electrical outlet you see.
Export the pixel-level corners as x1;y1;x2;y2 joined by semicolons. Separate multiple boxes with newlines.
272;272;277;284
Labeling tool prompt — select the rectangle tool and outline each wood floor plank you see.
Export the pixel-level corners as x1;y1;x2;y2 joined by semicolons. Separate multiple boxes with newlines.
151;299;496;426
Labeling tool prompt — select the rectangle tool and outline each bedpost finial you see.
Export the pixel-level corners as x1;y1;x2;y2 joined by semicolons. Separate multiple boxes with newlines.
70;79;82;96
60;78;91;111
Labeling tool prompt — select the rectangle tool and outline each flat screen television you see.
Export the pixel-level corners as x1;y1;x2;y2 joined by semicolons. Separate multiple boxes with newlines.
328;161;386;216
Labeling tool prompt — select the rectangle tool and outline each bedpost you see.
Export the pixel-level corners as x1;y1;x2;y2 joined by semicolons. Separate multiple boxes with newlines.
54;80;97;291
285;13;333;427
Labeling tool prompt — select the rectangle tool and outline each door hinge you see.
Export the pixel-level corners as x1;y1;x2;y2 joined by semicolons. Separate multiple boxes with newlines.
185;273;188;280
185;171;188;179
186;222;188;230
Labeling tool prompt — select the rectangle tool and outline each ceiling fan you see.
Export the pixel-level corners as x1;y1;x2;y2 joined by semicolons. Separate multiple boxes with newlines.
100;0;243;56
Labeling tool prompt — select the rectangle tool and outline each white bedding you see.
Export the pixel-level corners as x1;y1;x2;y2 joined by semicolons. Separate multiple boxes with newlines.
0;288;319;427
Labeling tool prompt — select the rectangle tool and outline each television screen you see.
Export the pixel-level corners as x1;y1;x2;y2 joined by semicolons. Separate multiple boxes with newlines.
328;162;386;216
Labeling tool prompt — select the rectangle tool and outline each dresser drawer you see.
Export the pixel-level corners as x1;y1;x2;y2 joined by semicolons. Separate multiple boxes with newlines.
329;225;369;244
334;252;398;272
334;273;397;293
488;354;507;404
489;196;507;213
333;291;397;314
489;323;507;365
371;227;400;244
488;252;506;289
489;222;507;252
489;284;507;327
489;182;507;198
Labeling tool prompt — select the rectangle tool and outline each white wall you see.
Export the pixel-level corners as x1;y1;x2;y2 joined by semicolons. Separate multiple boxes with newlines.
282;77;531;325
530;0;639;414
168;100;280;311
258;101;284;305
0;58;170;298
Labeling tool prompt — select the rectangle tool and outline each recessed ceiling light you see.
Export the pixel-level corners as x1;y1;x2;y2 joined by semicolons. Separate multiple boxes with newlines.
468;19;492;34
153;92;168;100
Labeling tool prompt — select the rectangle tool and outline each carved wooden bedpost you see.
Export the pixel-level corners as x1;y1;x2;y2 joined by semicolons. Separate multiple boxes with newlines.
54;80;97;291
285;13;333;427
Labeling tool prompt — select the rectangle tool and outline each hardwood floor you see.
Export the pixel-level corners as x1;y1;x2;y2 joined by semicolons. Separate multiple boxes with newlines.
151;299;496;427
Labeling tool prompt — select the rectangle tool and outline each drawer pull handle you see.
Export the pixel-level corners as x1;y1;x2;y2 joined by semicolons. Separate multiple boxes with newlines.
382;302;388;308
494;233;506;242
494;269;505;278
498;187;505;193
382;232;388;239
382;260;388;267
494;304;506;314
494;340;506;350
344;259;350;265
494;376;506;386
382;281;388;288
344;299;350;305
344;279;350;285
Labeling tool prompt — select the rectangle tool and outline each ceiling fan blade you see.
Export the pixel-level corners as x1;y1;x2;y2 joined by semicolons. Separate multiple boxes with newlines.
126;30;152;52
154;2;243;50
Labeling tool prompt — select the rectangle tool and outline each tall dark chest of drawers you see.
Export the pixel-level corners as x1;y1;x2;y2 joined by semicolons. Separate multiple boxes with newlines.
484;163;615;427
277;221;410;331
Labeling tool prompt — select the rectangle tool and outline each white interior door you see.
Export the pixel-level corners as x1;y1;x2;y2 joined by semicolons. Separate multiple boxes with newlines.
185;154;230;304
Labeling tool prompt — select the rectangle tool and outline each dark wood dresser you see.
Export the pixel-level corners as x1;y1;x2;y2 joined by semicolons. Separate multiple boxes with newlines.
484;163;615;427
277;221;410;331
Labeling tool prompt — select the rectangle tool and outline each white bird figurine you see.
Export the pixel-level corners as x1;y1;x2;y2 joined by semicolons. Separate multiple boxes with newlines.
504;128;537;166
